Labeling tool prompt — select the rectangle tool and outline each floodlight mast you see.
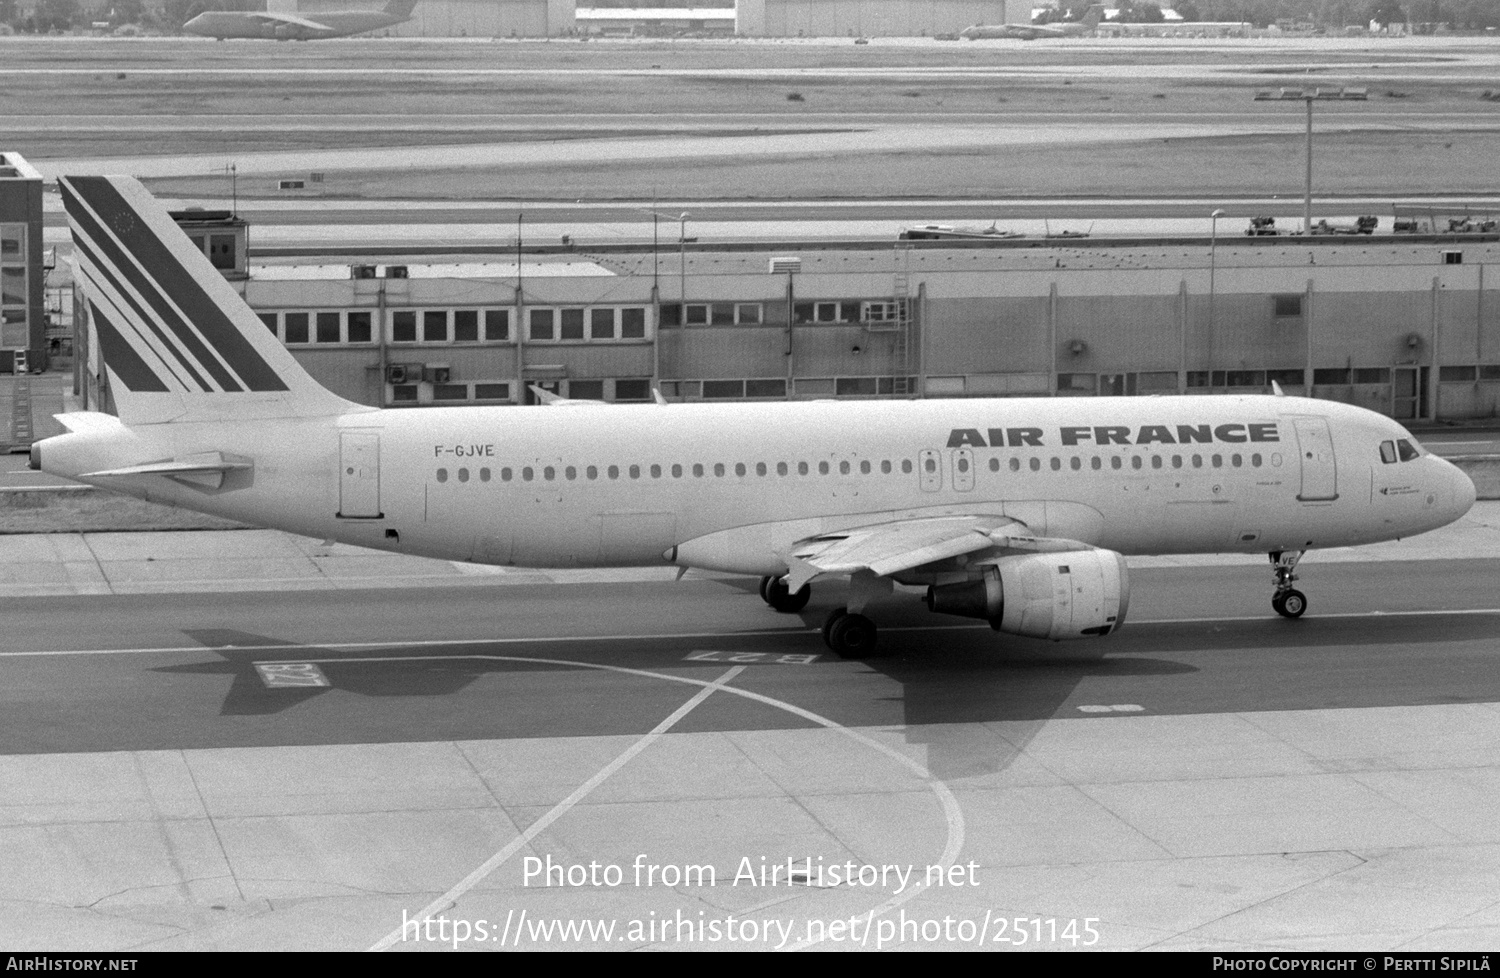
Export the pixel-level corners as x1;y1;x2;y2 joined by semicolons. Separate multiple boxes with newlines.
1253;87;1368;234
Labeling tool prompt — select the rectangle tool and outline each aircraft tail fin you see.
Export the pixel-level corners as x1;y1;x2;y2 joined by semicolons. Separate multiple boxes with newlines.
59;175;364;426
382;0;418;18
1081;4;1104;29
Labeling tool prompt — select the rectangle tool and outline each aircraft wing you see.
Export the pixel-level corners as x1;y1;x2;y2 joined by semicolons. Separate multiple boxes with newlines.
247;11;337;30
783;515;1016;590
782;515;1105;590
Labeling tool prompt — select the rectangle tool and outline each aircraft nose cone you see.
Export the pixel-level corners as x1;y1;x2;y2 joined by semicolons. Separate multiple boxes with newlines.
1453;461;1477;516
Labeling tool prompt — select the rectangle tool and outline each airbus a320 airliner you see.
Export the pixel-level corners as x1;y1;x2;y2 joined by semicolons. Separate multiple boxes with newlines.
34;177;1477;657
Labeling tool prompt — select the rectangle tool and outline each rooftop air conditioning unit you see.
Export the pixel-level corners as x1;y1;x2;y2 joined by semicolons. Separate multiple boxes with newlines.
769;257;802;274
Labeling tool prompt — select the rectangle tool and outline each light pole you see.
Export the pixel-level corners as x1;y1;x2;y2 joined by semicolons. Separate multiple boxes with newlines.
1208;208;1225;388
1254;87;1367;234
678;212;689;303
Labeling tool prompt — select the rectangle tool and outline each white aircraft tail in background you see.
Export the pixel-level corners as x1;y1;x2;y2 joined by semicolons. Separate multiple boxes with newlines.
35;176;1477;658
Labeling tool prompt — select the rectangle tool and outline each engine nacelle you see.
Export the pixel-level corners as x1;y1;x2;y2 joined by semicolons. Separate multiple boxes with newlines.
924;550;1130;640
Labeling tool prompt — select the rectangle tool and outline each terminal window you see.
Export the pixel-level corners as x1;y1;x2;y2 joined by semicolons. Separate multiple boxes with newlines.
347;312;372;343
615;379;651;401
1273;295;1303;318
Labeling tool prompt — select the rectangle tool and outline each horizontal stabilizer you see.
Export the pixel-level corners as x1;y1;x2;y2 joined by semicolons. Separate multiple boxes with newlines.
82;451;251;489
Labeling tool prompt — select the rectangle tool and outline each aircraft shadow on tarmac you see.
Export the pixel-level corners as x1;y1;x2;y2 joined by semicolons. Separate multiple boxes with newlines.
159;609;1500;733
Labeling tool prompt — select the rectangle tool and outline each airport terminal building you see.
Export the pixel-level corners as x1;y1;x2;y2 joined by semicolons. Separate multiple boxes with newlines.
278;0;1028;37
71;214;1500;422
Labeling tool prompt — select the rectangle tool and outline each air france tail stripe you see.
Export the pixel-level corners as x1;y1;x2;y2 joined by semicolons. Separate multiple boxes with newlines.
71;234;208;392
80;263;197;393
66;177;288;393
61;181;238;393
88;302;171;393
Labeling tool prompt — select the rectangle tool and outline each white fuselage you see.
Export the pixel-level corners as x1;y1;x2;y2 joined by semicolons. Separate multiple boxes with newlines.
41;394;1476;576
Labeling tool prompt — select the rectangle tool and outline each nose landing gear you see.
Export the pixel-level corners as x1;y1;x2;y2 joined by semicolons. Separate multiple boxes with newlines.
1269;550;1307;619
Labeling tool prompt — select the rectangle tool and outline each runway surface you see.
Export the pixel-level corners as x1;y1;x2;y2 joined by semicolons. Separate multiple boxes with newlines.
2;511;1500;951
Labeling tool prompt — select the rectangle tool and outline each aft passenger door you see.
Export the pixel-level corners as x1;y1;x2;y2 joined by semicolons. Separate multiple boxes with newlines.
338;431;383;518
1291;417;1338;502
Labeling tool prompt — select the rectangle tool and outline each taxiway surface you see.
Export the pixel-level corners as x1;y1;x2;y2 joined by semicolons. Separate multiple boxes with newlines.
2;513;1500;951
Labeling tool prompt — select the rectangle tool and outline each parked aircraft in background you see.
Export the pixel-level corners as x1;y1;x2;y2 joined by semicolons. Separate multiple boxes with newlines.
183;0;417;40
960;4;1103;39
36;176;1477;658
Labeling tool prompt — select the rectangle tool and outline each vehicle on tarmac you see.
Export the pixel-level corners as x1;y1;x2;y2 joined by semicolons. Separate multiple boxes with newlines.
34;176;1477;658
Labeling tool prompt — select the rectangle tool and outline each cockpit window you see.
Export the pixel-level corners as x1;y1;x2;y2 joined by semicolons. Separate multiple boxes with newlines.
1379;441;1397;464
1396;438;1421;462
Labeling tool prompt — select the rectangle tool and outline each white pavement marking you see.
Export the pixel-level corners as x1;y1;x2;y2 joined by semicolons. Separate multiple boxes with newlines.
367;663;747;952
265;651;966;953
5;607;1500;660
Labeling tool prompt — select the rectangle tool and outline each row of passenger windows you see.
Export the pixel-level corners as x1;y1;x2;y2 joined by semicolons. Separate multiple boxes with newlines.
255;306;650;346
433;451;1283;485
992;453;1279;473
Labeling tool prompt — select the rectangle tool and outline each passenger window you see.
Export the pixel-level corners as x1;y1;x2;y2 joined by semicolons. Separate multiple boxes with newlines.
522;467;534;482
798;462;809;475
608;465;620;479
1029;458;1041;472
587;465;598;480
543;466;555;481
715;463;726;477
1212;454;1223;468
818;461;829;475
1070;457;1081;471
694;464;705;478
777;462;788;476
902;459;913;474
1172;455;1183;469
480;468;491;482
437;468;448;483
1050;457;1061;471
565;466;576;480
1131;456;1142;470
1252;454;1262;467
989;457;1000;472
757;462;767;476
672;464;683;478
1397;439;1420;462
1232;454;1242;468
1010;458;1021;472
501;468;513;482
1091;457;1101;471
1111;457;1122;470
860;460;871;475
1151;456;1163;470
651;464;662;478
840;461;851;475
629;465;641;479
881;461;892;474
1192;455;1203;469
924;457;936;473
458;468;470;483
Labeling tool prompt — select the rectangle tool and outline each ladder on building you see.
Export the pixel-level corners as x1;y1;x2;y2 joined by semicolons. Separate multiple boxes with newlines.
890;244;914;395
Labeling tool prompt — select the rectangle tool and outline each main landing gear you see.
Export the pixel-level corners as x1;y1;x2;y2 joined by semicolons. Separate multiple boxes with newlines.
759;575;810;613
1269;550;1308;619
758;573;884;659
821;609;878;659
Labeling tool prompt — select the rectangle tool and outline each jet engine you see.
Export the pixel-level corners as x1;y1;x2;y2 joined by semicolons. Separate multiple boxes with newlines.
924;549;1130;640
